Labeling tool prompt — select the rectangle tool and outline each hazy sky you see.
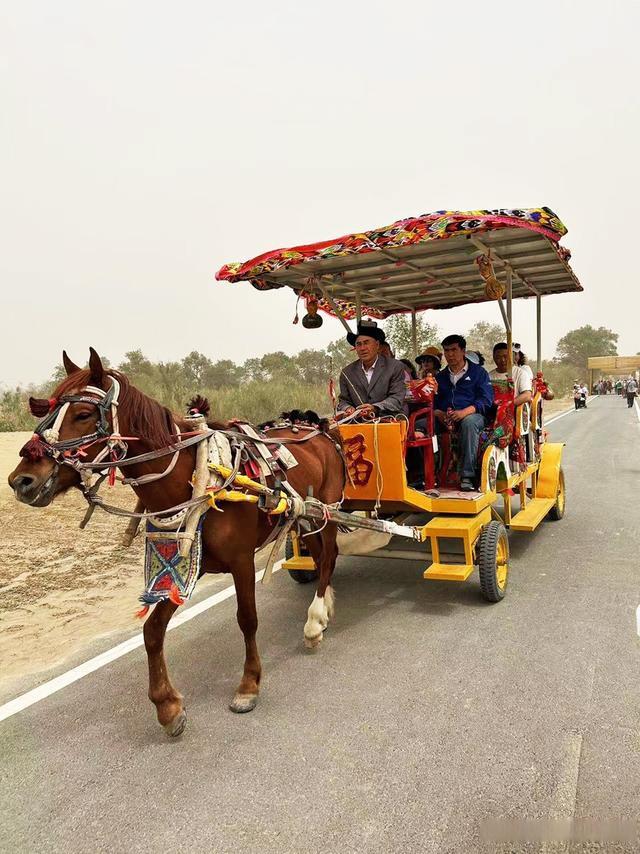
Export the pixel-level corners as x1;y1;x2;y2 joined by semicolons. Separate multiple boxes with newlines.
2;1;639;387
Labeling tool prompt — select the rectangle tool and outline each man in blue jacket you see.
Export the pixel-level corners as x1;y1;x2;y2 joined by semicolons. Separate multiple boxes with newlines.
434;334;494;491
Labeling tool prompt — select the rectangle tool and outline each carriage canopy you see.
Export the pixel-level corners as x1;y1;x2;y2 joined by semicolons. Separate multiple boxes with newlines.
215;207;582;320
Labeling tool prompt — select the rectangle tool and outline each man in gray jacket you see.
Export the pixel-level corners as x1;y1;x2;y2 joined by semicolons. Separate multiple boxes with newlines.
337;321;406;418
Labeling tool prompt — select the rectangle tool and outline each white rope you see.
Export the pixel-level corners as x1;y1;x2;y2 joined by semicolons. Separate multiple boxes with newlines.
372;420;384;518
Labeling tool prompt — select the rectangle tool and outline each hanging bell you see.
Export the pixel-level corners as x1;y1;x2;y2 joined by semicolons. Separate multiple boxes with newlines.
302;297;323;329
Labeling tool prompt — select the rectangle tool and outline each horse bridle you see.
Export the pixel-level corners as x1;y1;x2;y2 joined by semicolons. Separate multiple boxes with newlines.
20;379;351;527
30;379;121;454
22;378;210;490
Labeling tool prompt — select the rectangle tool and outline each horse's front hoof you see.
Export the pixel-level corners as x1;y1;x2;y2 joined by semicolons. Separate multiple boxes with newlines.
164;709;187;737
304;632;323;649
229;693;258;714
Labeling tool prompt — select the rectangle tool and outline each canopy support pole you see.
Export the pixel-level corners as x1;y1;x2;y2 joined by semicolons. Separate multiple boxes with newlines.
506;267;513;372
411;309;418;359
318;282;353;334
536;294;542;372
355;291;362;325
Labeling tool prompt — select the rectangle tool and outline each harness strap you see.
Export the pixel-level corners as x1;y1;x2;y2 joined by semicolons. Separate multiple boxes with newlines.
73;430;214;469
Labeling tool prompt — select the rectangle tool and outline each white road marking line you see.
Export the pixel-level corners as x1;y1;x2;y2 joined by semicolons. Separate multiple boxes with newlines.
633;401;640;635
0;560;284;724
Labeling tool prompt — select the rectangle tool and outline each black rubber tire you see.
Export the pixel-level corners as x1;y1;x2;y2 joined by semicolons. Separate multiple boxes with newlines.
285;536;294;561
477;520;509;603
285;535;319;584
289;568;320;584
547;467;566;521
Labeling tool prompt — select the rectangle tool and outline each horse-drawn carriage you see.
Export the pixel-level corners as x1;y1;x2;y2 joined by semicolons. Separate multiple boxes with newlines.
10;206;582;734
217;207;581;602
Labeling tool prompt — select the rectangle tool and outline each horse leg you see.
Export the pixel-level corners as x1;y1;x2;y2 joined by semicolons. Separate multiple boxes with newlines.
143;600;187;737
303;523;339;648
229;559;261;714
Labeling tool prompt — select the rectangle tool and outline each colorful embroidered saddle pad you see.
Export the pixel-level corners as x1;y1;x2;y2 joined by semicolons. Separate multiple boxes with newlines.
140;518;204;607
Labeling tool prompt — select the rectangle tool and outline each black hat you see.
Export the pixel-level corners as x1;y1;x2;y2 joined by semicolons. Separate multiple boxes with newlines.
346;320;386;347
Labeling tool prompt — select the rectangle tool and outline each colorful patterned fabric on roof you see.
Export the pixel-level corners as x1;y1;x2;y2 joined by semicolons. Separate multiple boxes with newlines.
216;207;567;285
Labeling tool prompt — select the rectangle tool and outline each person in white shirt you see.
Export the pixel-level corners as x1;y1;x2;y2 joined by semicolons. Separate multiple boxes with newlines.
488;343;533;406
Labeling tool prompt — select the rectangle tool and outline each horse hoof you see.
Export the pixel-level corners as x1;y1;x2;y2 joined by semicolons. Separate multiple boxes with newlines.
229;694;258;714
304;632;323;649
164;709;187;738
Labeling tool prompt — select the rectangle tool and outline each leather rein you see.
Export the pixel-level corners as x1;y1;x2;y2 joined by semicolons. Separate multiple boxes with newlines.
22;378;346;523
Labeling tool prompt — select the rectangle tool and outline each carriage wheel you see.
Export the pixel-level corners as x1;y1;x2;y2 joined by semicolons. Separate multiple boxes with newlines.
547;467;566;521
477;521;509;602
285;536;319;584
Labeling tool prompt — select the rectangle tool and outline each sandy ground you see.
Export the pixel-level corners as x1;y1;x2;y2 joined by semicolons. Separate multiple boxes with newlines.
0;432;221;686
0;397;574;689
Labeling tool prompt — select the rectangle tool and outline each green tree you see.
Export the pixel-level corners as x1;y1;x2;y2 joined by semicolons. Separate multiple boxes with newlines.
383;314;439;359
465;321;505;362
118;350;155;388
555;325;618;367
206;359;240;388
326;337;354;371
242;357;265;383
155;361;192;410
182;351;214;386
294;349;331;385
259;351;296;381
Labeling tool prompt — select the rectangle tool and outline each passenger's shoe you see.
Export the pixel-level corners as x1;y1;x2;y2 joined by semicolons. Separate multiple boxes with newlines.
460;478;475;492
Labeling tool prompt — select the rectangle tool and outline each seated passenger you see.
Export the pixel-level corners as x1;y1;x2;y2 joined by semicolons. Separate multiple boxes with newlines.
466;350;486;367
415;347;442;379
337;321;406;419
434;334;494;492
488;342;533;406
411;349;441;436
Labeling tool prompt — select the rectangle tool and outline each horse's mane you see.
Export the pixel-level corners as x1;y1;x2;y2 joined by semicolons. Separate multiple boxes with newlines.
53;370;177;448
258;409;331;433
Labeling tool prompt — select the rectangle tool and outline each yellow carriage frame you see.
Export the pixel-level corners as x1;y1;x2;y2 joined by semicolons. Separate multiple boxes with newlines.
217;207;580;601
284;402;564;598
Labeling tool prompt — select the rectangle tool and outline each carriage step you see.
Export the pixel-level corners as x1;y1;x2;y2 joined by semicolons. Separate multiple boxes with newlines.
423;563;475;581
282;556;316;571
509;497;555;532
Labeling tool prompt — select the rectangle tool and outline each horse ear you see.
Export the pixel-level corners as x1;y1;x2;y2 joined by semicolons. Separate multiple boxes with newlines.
88;347;105;385
62;351;81;376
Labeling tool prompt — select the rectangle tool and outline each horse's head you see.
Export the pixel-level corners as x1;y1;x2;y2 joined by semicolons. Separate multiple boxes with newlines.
8;348;117;506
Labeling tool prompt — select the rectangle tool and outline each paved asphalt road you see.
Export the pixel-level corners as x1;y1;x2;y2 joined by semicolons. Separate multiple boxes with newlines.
2;396;639;854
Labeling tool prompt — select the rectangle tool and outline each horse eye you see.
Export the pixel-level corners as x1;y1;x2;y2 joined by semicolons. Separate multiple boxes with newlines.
75;411;94;421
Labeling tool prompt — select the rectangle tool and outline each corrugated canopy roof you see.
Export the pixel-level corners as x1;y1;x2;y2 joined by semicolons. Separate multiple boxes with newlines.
216;208;582;319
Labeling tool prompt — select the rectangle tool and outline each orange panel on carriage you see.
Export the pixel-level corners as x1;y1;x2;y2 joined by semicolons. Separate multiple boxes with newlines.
339;422;408;503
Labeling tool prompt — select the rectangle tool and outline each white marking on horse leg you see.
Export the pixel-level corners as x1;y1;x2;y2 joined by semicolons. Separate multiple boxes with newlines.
324;585;335;619
304;593;328;645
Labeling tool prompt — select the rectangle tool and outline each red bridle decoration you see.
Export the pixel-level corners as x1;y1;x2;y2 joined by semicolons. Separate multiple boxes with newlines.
28;397;58;417
19;435;49;462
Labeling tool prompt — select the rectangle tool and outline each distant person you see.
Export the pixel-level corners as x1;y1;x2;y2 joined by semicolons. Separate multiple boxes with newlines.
580;382;589;407
626;376;638;408
573;383;582;410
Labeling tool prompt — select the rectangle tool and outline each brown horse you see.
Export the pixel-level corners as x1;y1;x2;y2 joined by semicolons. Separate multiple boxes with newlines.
8;348;345;735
